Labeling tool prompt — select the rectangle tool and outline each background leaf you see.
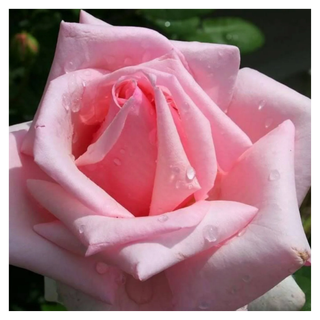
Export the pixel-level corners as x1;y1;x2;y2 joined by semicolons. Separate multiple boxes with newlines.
184;17;264;54
139;9;214;20
294;267;311;311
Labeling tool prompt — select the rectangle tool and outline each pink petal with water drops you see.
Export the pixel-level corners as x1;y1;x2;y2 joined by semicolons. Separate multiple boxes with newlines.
227;68;311;204
165;121;310;311
172;40;240;111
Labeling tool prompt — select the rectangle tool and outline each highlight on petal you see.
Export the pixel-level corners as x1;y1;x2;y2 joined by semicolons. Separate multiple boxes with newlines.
164;121;310;311
28;180;207;256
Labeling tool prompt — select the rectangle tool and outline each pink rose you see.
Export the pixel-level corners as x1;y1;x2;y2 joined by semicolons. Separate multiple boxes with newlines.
9;11;311;311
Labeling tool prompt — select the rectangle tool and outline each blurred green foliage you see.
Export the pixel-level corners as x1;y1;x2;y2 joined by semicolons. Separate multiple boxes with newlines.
9;9;310;311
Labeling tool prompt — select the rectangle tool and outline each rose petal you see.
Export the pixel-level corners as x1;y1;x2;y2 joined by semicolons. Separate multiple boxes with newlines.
227;68;311;204
149;86;201;214
25;72;133;218
28;180;207;255
9;127;123;304
92;200;257;281
172;40;240;111
248;276;306;311
144;52;252;172
164;120;310;310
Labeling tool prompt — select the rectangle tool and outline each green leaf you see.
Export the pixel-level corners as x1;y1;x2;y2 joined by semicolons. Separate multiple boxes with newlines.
41;303;67;311
294;267;311;311
153;17;200;38
139;9;214;21
185;17;264;54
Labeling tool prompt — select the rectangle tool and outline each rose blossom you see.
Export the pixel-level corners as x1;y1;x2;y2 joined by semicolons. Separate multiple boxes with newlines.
9;11;311;311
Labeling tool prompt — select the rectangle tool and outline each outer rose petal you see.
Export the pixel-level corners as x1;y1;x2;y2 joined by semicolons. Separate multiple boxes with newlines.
28;180;207;255
165;121;310;310
172;40;240;111
248;276;306;311
227;68;311;204
9;126;125;304
33;199;257;282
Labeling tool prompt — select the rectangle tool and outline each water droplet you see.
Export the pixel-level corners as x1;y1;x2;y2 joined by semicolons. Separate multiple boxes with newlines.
157;214;168;222
242;275;251;283
124;57;132;66
237;228;246;237
113;158;121;166
96;262;109;275
120;149;126;154
72;132;78;144
265;118;273;129
258;99;265;110
224;107;229;114
116;273;127;285
228;286;238;295
198;301;209;310
142;52;152;62
82;81;86;88
62;94;70;111
164;21;171;27
203;225;218;243
175;180;184;189
78;225;85;234
170;165;180;175
148;129;157;145
268;169;280;181
64;61;75;73
186;166;196;181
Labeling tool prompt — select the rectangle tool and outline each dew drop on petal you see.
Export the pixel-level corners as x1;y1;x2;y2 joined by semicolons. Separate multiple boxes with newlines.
157;214;168;222
95;262;109;275
72;132;78;144
268;169;280;181
120;148;126;154
203;225;218;243
198;301;210;310
265;118;273;129
186;166;196;181
170;165;180;175
78;225;85;234
242;275;251;283
64;61;75;73
258;99;265;111
237;228;247;237
175;180;184;189
124;57;132;66
113;158;121;166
